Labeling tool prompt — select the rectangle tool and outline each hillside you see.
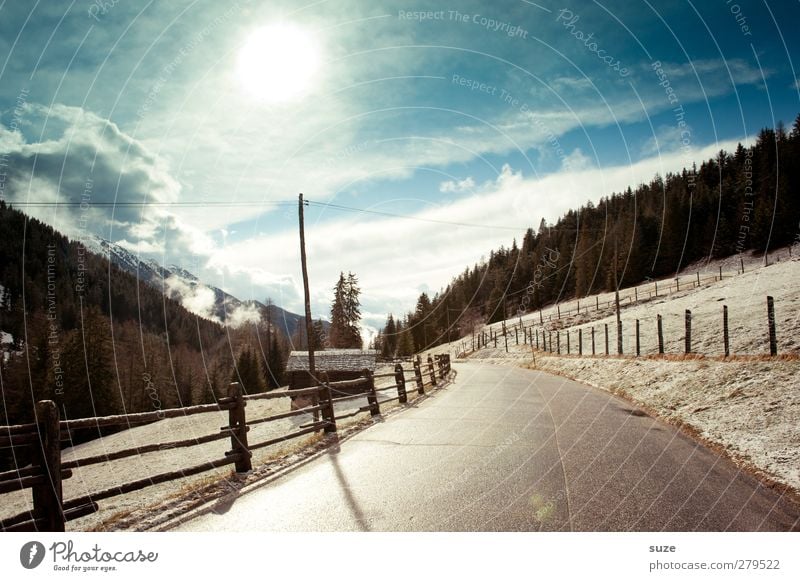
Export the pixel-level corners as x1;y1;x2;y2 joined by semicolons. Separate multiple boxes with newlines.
0;201;290;434
382;120;800;357
431;250;800;495
83;235;312;339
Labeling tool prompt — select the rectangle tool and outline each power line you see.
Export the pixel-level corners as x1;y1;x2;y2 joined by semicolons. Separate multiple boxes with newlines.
6;197;530;232
305;200;527;232
6;201;296;207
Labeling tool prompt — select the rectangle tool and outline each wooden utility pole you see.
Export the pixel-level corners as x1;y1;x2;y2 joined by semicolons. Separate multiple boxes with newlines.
298;194;315;378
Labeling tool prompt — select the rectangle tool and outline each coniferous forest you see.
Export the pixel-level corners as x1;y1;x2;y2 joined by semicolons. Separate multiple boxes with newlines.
376;118;800;356
0;201;289;438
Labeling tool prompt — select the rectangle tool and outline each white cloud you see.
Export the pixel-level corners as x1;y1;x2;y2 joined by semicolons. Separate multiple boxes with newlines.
211;136;750;321
561;148;594;171
225;302;262;328
163;276;218;321
640;124;692;157
439;176;475;193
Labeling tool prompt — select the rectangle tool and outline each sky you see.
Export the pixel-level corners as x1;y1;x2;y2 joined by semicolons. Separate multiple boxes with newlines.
1;0;799;339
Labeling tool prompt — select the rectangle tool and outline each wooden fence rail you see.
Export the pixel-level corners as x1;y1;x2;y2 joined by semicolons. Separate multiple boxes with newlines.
470;295;782;360
0;354;453;532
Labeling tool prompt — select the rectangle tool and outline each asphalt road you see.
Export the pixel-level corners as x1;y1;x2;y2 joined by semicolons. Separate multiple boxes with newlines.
175;361;800;531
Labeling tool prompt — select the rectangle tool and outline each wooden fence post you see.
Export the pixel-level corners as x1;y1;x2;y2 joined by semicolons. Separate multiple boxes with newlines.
654;280;658;297
696;271;700;287
504;331;508;353
427;355;437;386
394;363;407;404
578;328;582;356
548;330;552;353
413;359;425;395
515;326;519;345
617;320;623;355
364;368;380;416
566;330;570;355
591;326;595;355
227;382;252;473
556;331;561;355
684;310;692;354
596;296;599;310
657;314;664;355
723;305;730;357
493;332;497;348
719;265;722;281
437;355;446;380
767;296;777;356
676;277;680;292
32;400;64;532
557;304;561;319
535;329;539;349
634;288;638;302
635;319;640;357
740;257;744;274
604;323;609;355
319;372;337;433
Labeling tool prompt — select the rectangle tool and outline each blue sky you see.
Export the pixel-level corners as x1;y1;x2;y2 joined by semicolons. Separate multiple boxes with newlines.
1;0;799;336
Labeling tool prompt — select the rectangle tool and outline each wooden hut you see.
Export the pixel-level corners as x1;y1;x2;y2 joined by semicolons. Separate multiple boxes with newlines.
286;349;377;408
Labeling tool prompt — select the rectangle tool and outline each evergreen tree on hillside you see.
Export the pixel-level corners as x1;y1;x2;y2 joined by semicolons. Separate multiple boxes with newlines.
61;306;120;419
382;314;397;357
329;272;362;348
231;347;264;394
264;331;286;389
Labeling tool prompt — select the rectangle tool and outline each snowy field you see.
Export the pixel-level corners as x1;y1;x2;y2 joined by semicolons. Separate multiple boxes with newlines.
457;248;800;358
0;369;418;531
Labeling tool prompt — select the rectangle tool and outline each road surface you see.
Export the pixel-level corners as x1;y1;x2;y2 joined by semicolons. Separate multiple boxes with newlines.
175;362;800;531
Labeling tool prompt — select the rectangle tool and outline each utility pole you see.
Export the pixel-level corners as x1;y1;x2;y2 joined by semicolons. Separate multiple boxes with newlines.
298;193;315;379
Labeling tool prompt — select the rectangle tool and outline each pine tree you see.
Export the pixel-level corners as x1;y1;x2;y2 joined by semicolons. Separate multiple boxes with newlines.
329;272;363;348
61;306;120;419
264;331;286;389
232;347;264;394
383;313;397;357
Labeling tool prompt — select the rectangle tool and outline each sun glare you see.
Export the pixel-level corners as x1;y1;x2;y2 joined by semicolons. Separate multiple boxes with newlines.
236;23;321;103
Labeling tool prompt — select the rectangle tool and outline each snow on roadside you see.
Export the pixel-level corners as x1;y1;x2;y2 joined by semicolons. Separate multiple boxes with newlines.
532;354;800;494
0;374;407;531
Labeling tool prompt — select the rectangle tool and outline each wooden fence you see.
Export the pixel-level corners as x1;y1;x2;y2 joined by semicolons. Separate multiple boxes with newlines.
0;354;451;532
515;268;740;325
458;295;784;359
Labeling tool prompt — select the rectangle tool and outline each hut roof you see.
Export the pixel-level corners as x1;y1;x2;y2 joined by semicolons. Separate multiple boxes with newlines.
285;349;377;373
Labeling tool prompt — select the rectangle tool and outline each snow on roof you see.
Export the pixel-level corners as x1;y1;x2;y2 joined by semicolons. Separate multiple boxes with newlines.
286;349;377;372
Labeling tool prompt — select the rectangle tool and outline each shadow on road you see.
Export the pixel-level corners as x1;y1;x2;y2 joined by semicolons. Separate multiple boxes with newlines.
327;442;372;531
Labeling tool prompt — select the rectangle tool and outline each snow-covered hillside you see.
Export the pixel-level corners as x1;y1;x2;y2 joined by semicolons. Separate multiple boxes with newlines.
81;235;308;334
485;248;800;357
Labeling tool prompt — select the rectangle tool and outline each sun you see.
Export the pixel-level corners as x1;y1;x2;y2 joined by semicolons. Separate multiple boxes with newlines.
236;23;321;103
